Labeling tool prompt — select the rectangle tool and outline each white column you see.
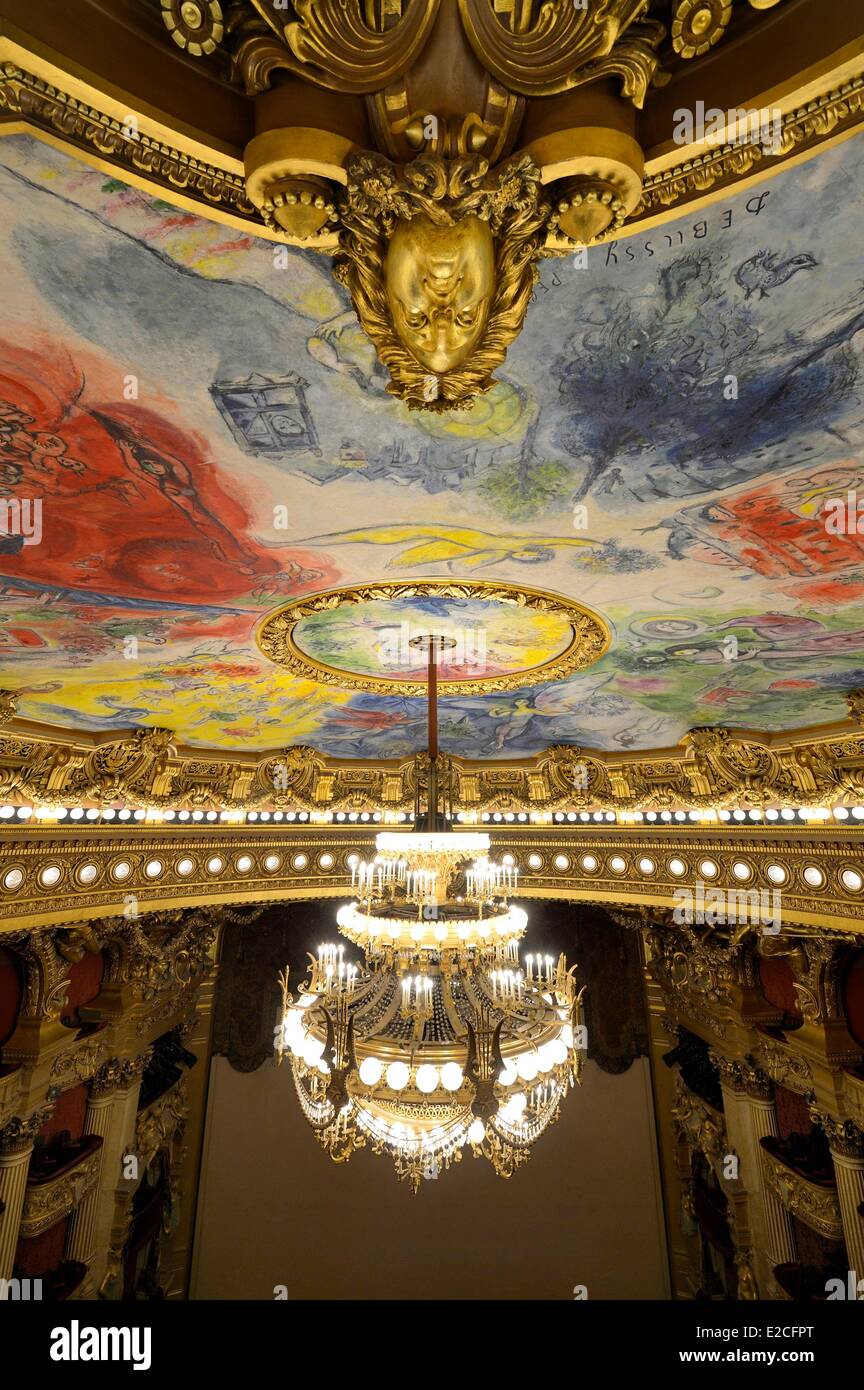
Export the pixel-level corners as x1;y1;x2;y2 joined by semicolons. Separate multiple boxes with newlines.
66;1057;146;1298
64;1089;116;1271
0;1108;51;1283
749;1095;798;1268
814;1115;864;1281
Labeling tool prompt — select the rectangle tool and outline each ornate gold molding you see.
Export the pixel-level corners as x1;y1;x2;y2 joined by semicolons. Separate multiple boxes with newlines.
19;1146;102;1238
1;692;863;816
636;75;864;219
1;47;861;251
0;58;258;227
255;580;609;694
760;1145;844;1240
752;1037;814;1095
135;1077;189;1172
456;0;665;106
1;824;862;932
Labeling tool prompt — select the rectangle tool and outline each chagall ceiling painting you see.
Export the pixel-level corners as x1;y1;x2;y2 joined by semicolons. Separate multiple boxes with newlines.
0;129;863;758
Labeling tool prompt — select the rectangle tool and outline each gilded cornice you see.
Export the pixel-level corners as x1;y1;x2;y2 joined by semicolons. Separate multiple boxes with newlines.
2;824;862;933
0;58;257;226
636;74;864;221
1;36;862;244
1;692;864;816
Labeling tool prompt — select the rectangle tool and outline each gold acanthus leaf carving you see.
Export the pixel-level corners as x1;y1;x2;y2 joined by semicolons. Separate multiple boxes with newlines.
457;0;664;103
236;0;442;94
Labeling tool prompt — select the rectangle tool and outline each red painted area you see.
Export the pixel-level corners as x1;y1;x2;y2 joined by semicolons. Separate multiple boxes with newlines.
842;950;864;1049
707;481;864;579
759;956;802;1019
0;340;339;603
774;1085;813;1140
38;1084;88;1144
0;945;22;1046
61;950;105;1026
15;1217;69;1278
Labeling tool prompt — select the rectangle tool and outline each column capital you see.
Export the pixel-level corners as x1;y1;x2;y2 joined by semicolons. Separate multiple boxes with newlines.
0;1103;53;1156
90;1050;151;1097
712;1051;774;1101
809;1108;864;1160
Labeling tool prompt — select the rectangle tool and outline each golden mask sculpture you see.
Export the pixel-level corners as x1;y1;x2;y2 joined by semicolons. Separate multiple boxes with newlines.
169;0;664;406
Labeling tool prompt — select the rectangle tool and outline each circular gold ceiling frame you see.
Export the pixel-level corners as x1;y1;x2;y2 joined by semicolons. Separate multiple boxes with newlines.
255;580;610;695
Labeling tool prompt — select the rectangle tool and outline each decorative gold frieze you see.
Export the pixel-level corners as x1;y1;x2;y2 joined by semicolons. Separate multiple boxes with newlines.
1;827;862;934
48;1040;108;1087
19;1147;102;1238
0;63;256;226
761;1145;843;1240
752;1038;813;1095
1;694;863;815
637;77;864;218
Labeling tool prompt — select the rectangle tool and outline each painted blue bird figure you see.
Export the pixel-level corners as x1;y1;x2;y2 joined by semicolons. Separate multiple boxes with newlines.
734;250;818;300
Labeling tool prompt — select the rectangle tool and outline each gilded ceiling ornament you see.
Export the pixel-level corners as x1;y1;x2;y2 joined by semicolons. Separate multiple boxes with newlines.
847;688;864;728
232;1;657;402
0;688;17;726
161;0;224;56
457;0;663;100
256;578;609;689
671;0;732;59
334;151;550;409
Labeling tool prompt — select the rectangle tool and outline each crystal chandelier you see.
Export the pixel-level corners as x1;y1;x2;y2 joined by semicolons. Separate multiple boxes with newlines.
276;636;584;1191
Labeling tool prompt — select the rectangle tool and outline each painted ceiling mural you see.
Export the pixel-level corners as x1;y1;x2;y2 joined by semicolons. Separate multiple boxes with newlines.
0;130;863;759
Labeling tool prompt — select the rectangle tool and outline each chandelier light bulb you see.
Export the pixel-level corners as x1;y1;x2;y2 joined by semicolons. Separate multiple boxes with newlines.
440;1063;464;1092
516;1051;539;1082
302;1036;325;1067
386;1061;410;1091
358;1056;383;1086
